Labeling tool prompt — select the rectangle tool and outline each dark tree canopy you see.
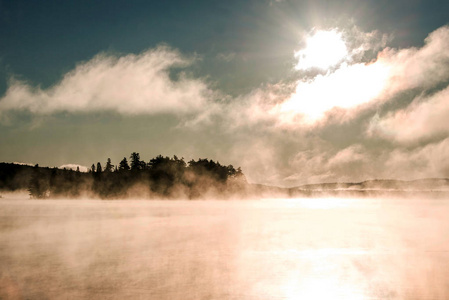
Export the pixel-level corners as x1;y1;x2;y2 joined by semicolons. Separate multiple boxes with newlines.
119;157;130;171
130;152;144;171
28;164;48;199
13;152;246;199
104;158;114;173
96;162;102;173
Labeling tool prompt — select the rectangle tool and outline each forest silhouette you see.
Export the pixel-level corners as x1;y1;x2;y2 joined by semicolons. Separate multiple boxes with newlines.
3;157;449;200
1;153;246;199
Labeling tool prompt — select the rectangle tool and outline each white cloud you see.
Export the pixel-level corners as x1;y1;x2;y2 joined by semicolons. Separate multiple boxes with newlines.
3;25;449;131
283;144;374;185
368;85;449;143
211;23;449;185
328;144;365;167
287;148;333;184
277;61;390;123
3;26;449;186
227;26;449;184
380;26;449;95
227;83;292;129
344;26;392;63
265;25;449;126
279;139;449;185
59;164;89;172
0;46;212;116
384;138;449;179
13;162;34;166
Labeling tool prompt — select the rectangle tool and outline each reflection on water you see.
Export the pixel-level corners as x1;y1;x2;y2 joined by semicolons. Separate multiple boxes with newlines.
1;197;449;299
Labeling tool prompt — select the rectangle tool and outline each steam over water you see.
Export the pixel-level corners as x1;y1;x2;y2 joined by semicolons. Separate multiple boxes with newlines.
1;197;449;299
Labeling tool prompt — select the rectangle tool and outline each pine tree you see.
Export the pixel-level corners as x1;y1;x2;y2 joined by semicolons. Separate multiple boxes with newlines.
28;164;48;199
118;157;130;171
105;158;114;172
130;152;142;171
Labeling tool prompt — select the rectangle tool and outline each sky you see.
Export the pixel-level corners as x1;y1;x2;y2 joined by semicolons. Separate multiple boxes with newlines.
1;0;449;186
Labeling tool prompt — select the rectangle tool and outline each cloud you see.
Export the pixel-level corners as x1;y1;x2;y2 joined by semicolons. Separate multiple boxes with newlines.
3;26;449;186
384;138;449;179
13;162;34;166
253;25;449;126
327;144;365;167
283;144;375;185
279;138;449;185
59;164;89;172
343;26;392;63
3;25;448;130
225;82;295;129
200;25;449;185
207;25;449;185
276;61;390;124
368;86;449;143
286;148;334;184
0;46;213;116
379;26;449;95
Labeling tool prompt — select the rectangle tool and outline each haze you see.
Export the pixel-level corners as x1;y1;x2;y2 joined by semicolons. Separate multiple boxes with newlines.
1;0;449;299
1;196;449;299
0;0;449;186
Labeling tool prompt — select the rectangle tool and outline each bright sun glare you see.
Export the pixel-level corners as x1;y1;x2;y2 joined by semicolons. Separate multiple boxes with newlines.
276;28;391;124
295;30;348;70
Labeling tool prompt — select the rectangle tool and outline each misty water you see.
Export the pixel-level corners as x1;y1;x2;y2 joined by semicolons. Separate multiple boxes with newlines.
1;196;449;299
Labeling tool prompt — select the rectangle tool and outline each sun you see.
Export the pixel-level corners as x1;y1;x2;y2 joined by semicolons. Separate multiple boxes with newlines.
275;28;391;124
295;30;348;70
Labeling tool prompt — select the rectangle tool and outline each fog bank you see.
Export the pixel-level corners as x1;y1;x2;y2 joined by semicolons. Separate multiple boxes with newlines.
1;197;449;299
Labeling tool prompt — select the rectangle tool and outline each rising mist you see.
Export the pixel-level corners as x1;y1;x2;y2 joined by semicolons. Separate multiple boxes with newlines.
1;197;449;299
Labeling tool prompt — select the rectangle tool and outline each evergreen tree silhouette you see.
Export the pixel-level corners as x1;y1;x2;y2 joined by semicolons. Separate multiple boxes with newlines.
119;157;130;171
92;162;103;196
105;158;114;172
96;162;102;173
28;164;48;198
148;155;186;195
20;153;245;199
130;152;143;171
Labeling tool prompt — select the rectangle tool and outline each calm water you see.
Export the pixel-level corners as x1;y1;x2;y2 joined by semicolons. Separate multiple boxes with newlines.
1;197;449;299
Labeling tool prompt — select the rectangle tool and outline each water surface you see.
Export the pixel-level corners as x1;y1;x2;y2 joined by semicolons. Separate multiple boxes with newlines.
1;197;449;299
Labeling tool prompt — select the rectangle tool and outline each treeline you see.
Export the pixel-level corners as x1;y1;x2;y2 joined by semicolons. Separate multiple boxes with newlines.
22;153;246;199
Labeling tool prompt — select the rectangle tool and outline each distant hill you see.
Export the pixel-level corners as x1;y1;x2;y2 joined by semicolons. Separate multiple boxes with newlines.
295;178;449;191
228;178;449;199
286;178;449;198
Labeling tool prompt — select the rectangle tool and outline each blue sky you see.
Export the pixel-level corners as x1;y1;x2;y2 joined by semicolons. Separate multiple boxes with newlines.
1;0;449;185
2;0;447;94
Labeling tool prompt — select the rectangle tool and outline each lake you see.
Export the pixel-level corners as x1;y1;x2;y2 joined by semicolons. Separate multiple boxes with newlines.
1;196;449;299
